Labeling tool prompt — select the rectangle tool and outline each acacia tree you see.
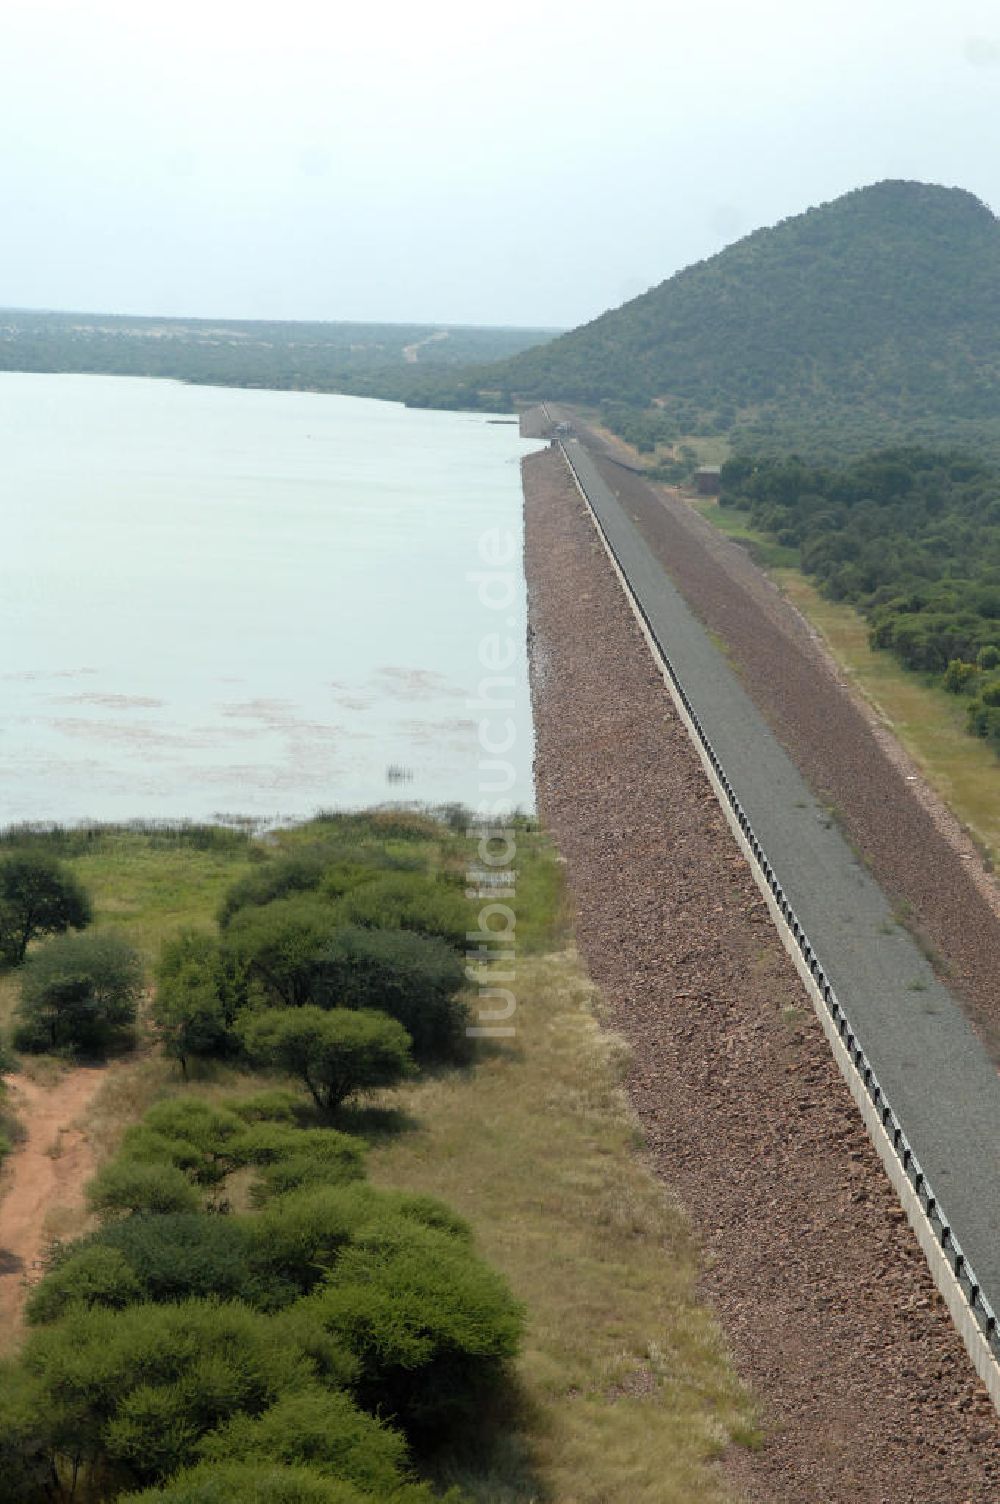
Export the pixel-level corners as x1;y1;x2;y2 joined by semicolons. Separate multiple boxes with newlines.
152;931;236;1076
0;852;92;965
14;931;142;1054
239;1007;412;1112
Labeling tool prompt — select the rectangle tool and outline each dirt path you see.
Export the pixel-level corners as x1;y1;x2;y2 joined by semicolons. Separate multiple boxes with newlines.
0;1066;106;1343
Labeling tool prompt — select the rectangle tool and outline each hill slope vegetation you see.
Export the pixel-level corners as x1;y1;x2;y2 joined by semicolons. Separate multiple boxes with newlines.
488;180;1000;454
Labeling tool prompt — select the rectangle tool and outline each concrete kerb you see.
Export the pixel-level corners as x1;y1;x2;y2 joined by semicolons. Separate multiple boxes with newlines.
555;439;1000;1413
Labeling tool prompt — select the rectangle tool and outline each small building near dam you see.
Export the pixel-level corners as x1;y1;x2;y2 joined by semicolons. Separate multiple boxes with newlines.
694;465;722;496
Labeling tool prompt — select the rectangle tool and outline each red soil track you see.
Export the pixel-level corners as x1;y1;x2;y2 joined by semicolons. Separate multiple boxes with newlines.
0;1066;104;1344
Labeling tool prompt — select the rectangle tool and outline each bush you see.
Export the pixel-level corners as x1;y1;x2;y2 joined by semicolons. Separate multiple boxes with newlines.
239;1007;413;1113
236;1123;365;1172
118;1461;449;1503
943;658;978;693
313;926;466;1058
978;643;1000;670
333;874;471;951
17;1299;317;1491
86;1160;202;1219
197;1387;409;1494
153;931;239;1072
0;1362;53;1502
0;851;92;966
132;1099;245;1183
248;1185;470;1298
26;1245;142;1324
29;1214;283;1317
218;853;331;928
14;931;143;1054
302;1221;524;1437
223;898;338;1007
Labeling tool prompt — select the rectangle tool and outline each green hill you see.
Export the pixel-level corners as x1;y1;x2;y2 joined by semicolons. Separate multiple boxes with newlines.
486;180;1000;455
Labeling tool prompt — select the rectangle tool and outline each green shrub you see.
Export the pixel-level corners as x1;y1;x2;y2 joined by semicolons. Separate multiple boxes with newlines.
249;1147;368;1203
118;1461;453;1503
303;1221;524;1437
223;898;338;1007
14;931;142;1054
120;1100;245;1186
246;1185;467;1295
53;1215;269;1311
26;1244;142;1323
153;931;240;1071
218;853;331;928
978;643;1000;670
0;1362;53;1503
333;874;471;951
248;1187;371;1294
313;926;466;1058
197;1387;409;1494
86;1160;202;1220
239;1006;413;1113
943;658;978;693
235;1123;364;1173
17;1299;317;1491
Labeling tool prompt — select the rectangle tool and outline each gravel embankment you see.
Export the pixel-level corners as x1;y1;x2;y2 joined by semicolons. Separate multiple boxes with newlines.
563;417;1000;1062
523;445;1000;1503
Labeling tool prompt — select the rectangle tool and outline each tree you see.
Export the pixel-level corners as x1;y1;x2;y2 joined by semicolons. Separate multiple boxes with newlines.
152;931;238;1074
14;1299;316;1493
14;931;142;1054
333;875;471;951
0;852;91;966
29;1215;268;1319
313;926;466;1059
119;1098;247;1188
196;1387;409;1495
86;1160;202;1220
223;898;336;1007
239;1007;412;1113
26;1245;142;1324
301;1220;524;1438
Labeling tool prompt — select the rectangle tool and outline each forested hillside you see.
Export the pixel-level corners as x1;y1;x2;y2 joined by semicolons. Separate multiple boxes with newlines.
485;180;1000;456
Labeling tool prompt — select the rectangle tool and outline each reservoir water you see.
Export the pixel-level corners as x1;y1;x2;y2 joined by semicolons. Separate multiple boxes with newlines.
0;374;540;824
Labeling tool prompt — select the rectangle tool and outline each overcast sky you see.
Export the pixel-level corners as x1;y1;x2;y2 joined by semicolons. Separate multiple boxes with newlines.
3;0;999;330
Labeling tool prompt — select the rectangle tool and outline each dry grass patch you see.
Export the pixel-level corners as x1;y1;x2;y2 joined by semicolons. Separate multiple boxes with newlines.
368;947;755;1504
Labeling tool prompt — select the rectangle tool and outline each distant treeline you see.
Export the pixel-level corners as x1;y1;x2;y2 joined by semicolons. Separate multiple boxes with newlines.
720;447;1000;752
0;309;556;409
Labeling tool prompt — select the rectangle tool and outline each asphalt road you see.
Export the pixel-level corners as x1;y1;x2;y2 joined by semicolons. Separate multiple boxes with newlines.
561;434;1000;1310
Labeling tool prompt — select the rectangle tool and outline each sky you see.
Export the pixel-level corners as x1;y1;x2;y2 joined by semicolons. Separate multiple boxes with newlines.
3;0;1000;330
